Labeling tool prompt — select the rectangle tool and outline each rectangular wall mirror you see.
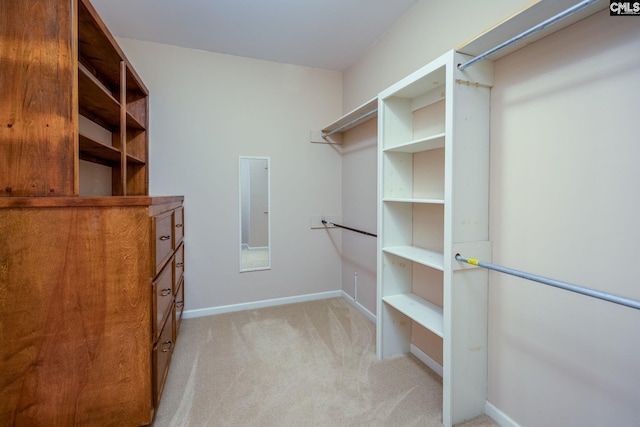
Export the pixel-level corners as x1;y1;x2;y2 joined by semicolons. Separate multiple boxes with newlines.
239;156;271;272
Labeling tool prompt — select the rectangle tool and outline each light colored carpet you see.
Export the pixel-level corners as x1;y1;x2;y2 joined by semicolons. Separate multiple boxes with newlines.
241;248;269;269
153;297;497;427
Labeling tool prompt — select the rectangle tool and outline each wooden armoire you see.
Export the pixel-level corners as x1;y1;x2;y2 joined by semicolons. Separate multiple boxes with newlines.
0;0;184;425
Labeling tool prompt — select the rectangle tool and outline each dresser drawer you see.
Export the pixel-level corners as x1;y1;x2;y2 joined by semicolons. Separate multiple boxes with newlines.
152;259;174;340
153;309;174;407
152;211;174;276
173;243;184;293
174;207;184;248
174;278;184;339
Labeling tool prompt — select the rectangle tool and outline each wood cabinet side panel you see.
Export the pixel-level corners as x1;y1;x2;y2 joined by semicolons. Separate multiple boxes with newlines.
0;206;153;425
0;0;77;197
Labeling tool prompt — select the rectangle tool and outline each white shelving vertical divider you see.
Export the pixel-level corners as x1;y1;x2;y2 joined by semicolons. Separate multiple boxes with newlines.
376;50;493;426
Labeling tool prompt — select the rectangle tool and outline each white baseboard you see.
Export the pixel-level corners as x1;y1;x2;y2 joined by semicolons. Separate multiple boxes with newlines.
409;343;444;378
408;348;519;427
182;289;377;321
244;245;268;251
485;401;520;427
182;290;343;319
340;291;376;323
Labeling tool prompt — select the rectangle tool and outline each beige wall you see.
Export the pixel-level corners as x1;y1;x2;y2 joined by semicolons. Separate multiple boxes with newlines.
343;0;531;111
343;1;640;425
118;39;344;310
341;118;378;316
488;10;640;426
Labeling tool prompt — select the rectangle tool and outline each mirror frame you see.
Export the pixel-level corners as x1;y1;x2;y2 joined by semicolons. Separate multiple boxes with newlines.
239;156;271;272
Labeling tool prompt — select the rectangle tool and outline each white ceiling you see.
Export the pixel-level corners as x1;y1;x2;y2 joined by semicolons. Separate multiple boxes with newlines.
90;0;421;71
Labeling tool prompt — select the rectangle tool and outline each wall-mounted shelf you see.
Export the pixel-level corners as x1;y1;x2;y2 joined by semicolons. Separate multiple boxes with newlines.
457;0;607;60
311;97;377;144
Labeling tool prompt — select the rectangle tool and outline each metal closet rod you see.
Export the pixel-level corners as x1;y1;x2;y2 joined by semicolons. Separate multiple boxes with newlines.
322;108;378;139
458;0;599;71
322;220;377;237
455;254;640;311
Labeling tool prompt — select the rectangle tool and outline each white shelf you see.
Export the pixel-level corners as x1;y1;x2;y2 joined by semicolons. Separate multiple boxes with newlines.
382;293;444;337
457;0;607;61
383;198;444;205
384;133;446;153
321;97;377;136
388;66;447;100
383;246;444;271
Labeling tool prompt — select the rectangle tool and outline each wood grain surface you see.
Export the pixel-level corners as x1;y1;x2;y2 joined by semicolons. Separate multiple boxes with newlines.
0;0;77;197
0;206;153;425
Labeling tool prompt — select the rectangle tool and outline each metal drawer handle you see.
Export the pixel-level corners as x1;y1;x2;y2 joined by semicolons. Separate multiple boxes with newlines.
176;262;184;268
175;224;183;228
160;288;172;297
176;301;184;309
162;340;173;353
159;235;171;241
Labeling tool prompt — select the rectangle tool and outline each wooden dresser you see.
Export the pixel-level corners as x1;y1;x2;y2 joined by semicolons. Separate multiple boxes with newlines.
0;197;185;425
0;0;184;424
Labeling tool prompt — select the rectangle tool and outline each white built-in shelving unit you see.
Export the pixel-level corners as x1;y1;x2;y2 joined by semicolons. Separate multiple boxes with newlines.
377;49;493;426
